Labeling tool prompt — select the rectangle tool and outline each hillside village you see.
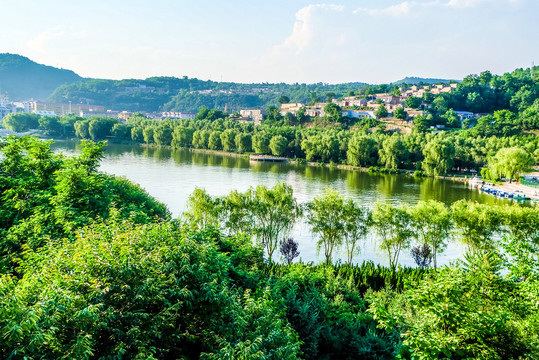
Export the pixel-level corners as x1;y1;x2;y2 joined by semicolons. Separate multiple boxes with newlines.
1;82;479;132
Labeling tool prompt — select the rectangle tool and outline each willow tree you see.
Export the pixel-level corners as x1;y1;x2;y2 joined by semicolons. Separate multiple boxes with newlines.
306;188;346;264
372;202;413;267
249;183;301;261
487;147;535;183
409;200;452;268
451;200;503;253
422;136;456;176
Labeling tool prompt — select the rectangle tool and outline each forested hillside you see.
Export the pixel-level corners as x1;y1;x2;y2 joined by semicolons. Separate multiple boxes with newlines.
0;53;81;100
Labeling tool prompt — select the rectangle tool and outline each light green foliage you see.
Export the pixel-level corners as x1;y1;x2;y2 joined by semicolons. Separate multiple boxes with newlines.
142;126;155;144
220;129;237;152
252;132;270;154
421;135;456;176
183;183;300;261
306;189;370;264
184;187;222;230
409;200;452;268
208;130;223;150
372;202;413;267
249;183;301;260
378;134;408;170
192;129;211;149
301;132;340;162
346;133;378;167
153;125;173;146
342;200;372;265
487;147;535;182
306;189;346;263
130;127;144;142
1;113;40;132
269;135;288;156
88;118;118;140
234;132;252;153
74;119;90;139
171;126;194;148
451;200;502;252
111;122;132;140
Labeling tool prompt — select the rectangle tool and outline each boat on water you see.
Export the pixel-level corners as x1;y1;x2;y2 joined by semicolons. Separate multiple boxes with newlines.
468;177;484;187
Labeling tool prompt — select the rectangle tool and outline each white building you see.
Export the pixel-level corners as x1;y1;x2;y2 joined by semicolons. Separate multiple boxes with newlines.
239;109;264;125
161;112;196;120
342;110;375;119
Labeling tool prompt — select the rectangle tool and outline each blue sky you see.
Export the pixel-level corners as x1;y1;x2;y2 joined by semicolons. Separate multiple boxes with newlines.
1;0;538;84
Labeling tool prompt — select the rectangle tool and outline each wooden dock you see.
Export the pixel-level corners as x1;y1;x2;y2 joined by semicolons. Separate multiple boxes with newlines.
249;155;288;162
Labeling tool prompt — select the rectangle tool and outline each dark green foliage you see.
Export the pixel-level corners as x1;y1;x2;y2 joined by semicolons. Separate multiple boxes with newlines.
265;263;403;359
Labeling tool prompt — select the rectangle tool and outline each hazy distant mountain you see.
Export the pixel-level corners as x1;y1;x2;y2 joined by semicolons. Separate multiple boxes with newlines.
392;77;460;85
0;53;82;101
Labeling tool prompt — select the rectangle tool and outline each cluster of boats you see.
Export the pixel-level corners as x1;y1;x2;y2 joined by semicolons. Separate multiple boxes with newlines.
468;177;532;201
479;186;531;200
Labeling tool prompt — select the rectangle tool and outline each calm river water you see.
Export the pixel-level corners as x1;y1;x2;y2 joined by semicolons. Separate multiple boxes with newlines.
51;140;505;267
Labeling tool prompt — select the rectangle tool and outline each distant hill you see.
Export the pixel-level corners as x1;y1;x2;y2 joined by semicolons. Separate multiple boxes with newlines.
392;77;460;85
0;53;82;101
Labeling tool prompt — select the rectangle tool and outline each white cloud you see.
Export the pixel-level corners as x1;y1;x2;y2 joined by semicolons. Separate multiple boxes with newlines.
25;26;66;53
277;4;345;54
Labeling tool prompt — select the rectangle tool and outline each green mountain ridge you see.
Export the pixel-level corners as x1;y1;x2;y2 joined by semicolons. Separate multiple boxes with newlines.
0;53;82;101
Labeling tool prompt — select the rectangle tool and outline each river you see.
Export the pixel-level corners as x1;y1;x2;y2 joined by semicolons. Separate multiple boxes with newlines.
51;140;506;267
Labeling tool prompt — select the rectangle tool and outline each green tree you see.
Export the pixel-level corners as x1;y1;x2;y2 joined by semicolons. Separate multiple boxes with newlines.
142;126;155;144
487;147;535;183
88;118;117;140
131;127;144;142
269;135;288;156
208;130;223;150
306;188;346;264
171;126;194;148
153;125;173;146
409;200;452;268
278;95;290;104
220;129;237;152
252;132;271;154
192;129;211;149
422;136;456;176
393;106;407;120
346;133;378;167
372;202;413;267
235;132;252;153
404;96;422;109
375;104;388;119
342;200;371;265
451;200;502;252
323;103;342;122
379;134;408;169
249;183;301;261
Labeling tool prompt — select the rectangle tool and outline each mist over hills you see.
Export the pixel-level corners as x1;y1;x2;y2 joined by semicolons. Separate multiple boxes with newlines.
392;77;460;85
0;53;82;101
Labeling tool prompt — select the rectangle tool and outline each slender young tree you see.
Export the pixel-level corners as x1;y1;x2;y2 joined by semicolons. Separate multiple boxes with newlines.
306;188;346;264
409;200;452;268
372;202;413;267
